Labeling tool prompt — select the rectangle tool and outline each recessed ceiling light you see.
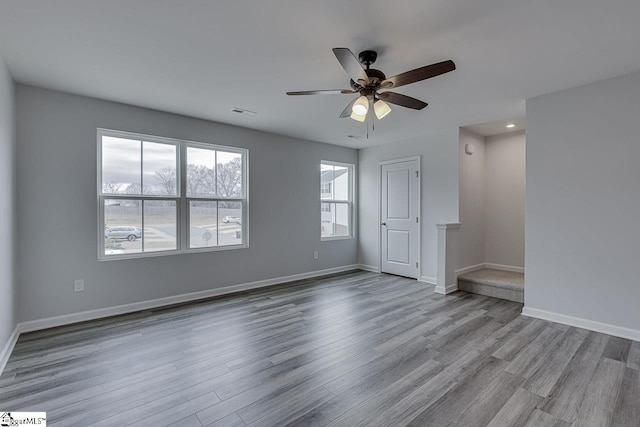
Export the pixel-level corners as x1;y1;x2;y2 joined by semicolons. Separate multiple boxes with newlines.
506;123;516;128
231;108;257;115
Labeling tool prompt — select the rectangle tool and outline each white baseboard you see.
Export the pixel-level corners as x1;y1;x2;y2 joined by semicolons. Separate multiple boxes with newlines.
0;325;20;376
455;263;486;275
522;307;640;342
419;276;437;285
485;263;525;274
434;283;458;295
358;264;380;273
16;264;360;334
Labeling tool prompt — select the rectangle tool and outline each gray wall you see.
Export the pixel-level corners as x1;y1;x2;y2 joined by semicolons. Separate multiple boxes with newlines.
0;59;16;347
458;129;486;269
357;128;460;281
526;70;640;331
16;85;357;322
485;131;525;268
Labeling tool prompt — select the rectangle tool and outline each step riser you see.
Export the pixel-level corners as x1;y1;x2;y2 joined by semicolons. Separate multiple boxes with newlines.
458;279;524;303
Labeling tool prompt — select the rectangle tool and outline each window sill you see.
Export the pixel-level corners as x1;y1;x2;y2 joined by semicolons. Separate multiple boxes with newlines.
98;243;249;261
321;236;354;242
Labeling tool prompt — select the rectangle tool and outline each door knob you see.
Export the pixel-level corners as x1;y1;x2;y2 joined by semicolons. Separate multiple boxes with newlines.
381;222;387;226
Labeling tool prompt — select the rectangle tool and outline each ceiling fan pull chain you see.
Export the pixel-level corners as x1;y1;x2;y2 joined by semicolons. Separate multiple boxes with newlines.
366;117;369;139
370;96;374;134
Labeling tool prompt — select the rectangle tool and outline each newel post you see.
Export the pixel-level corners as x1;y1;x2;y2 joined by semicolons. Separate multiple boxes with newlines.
436;223;461;294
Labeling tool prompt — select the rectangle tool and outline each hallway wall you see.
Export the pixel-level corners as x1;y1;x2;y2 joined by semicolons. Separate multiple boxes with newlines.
485;131;526;269
458;129;486;269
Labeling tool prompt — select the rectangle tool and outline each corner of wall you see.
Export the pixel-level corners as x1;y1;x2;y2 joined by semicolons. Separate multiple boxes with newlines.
0;55;18;374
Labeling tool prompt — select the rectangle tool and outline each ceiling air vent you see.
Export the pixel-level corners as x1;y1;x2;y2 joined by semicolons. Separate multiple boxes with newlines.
231;108;257;115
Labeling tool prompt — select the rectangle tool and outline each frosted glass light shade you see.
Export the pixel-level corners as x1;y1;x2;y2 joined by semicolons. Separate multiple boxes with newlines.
350;110;366;122
352;96;369;116
374;99;391;119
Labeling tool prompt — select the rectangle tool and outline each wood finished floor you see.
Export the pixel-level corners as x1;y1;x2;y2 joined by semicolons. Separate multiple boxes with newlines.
1;271;639;427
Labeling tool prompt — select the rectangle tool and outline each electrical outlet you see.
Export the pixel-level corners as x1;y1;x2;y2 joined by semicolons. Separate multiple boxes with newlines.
74;279;85;292
313;251;318;260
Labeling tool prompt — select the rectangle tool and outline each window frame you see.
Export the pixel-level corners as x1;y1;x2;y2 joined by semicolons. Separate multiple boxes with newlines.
97;128;249;261
320;160;355;241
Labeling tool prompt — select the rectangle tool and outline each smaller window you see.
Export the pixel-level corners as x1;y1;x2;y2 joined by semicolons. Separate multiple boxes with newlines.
320;161;354;240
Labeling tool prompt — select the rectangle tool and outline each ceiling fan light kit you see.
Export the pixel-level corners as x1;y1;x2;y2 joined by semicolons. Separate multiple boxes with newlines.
286;47;455;126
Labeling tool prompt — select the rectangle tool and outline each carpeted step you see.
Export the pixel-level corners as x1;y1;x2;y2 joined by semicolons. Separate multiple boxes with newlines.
457;268;524;303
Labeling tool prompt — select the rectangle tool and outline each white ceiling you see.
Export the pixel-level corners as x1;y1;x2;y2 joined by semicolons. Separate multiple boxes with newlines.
464;117;526;137
1;0;639;148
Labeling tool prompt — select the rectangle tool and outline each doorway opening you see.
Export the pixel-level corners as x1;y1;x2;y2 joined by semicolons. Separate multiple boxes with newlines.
455;120;526;302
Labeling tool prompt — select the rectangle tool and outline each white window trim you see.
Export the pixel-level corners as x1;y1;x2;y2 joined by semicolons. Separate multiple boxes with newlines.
321;160;355;241
97;128;249;261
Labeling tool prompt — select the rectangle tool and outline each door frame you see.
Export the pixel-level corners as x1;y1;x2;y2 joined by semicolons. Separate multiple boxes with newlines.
378;156;421;279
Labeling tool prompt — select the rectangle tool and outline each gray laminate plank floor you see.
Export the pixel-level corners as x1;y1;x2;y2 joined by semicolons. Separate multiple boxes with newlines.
1;271;638;427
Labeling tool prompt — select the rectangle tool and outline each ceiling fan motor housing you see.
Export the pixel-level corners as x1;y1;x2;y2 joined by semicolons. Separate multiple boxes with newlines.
350;68;387;91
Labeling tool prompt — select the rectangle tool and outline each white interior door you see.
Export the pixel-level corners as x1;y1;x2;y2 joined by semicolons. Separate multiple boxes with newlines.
380;158;420;279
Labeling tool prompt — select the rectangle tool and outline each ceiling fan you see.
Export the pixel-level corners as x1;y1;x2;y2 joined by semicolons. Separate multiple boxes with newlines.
287;48;456;122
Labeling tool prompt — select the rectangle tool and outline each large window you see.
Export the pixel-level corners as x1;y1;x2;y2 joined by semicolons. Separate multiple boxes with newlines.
98;129;248;259
321;161;354;240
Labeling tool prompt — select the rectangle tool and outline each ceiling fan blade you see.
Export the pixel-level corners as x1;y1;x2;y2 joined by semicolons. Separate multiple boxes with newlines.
339;98;357;118
378;92;428;110
287;89;356;95
332;48;370;86
380;60;455;89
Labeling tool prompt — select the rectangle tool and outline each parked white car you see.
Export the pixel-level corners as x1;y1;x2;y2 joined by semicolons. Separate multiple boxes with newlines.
222;216;242;224
105;226;143;241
